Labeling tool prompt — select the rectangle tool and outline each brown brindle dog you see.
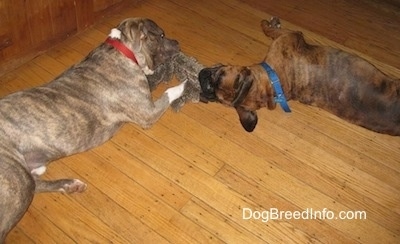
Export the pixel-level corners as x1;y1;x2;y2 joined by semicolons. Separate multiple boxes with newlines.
199;17;400;135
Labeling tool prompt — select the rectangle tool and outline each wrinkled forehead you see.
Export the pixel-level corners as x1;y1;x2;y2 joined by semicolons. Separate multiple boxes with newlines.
118;18;140;29
118;18;163;33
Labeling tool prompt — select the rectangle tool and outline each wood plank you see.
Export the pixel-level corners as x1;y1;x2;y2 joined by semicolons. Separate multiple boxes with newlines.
171;104;400;234
149;106;399;242
2;0;400;242
4;227;34;244
55;149;207;243
216;165;356;243
16;206;74;243
0;0;139;76
41;159;169;243
113;124;330;243
91;141;192;210
180;198;270;243
0;0;32;59
49;0;77;39
25;0;53;46
75;0;94;31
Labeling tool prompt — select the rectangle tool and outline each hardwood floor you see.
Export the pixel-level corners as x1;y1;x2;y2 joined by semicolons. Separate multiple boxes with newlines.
2;0;399;243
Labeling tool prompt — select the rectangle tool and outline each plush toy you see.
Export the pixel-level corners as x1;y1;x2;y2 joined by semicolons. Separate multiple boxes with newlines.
147;51;204;112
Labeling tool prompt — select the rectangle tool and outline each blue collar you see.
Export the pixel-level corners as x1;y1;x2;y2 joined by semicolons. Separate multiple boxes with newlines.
260;62;291;112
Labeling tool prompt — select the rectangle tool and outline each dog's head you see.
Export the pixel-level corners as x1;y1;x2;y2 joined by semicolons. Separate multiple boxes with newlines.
116;18;180;74
199;65;257;132
199;64;275;132
199;65;253;105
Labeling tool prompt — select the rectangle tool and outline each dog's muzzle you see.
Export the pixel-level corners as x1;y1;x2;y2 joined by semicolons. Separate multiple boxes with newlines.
199;68;218;103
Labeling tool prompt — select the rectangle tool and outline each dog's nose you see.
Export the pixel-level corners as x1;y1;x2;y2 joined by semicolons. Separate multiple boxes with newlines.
198;69;213;91
164;38;180;55
199;69;212;83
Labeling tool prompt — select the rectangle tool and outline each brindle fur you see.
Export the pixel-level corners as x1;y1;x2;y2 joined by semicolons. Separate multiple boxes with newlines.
199;17;400;134
0;18;185;242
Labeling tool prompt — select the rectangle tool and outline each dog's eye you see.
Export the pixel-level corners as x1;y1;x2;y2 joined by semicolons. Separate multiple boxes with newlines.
160;33;165;39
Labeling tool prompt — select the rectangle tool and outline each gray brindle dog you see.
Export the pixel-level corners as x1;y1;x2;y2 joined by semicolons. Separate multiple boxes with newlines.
0;18;186;241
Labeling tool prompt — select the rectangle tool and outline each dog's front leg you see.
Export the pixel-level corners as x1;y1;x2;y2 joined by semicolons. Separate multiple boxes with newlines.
133;81;186;129
261;17;301;40
166;80;186;104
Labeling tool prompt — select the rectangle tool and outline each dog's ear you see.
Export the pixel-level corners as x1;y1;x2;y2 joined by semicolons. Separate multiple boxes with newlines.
236;106;258;132
138;21;146;39
139;19;160;40
117;18;140;42
117;19;156;74
232;68;253;107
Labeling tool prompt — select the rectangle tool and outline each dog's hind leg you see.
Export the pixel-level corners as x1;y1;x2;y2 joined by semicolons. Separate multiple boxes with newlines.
29;163;87;193
0;162;35;243
35;179;87;193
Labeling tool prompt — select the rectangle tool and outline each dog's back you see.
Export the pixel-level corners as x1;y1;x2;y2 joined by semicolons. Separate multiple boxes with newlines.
303;48;399;135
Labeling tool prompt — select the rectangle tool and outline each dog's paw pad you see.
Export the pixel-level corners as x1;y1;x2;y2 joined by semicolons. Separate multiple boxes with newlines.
269;17;281;28
63;179;87;193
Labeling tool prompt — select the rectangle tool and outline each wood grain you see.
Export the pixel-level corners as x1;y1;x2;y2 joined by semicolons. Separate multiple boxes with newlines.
2;0;399;243
0;0;141;76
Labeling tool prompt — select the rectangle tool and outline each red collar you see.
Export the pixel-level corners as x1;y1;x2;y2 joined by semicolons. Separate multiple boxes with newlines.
105;37;138;64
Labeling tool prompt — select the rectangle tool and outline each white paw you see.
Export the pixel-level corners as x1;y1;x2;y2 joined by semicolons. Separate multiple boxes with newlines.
166;80;187;104
31;166;47;176
60;179;87;194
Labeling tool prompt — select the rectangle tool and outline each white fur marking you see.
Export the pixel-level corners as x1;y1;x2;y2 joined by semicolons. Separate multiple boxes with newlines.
143;66;154;75
166;80;187;104
109;28;121;39
31;166;47;176
58;179;87;193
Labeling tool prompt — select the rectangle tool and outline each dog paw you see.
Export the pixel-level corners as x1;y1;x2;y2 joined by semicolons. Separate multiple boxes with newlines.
62;179;87;194
269;17;281;28
166;80;187;104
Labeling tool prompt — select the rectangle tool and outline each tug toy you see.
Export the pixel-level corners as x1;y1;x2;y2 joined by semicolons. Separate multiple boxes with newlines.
147;51;204;111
